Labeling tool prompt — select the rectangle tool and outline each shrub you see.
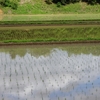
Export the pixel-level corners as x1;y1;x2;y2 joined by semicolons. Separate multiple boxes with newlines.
10;2;18;9
88;0;97;5
45;0;52;4
57;2;61;7
0;0;18;9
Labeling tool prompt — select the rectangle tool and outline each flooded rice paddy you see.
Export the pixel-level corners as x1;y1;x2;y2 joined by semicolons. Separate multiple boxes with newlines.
0;43;100;100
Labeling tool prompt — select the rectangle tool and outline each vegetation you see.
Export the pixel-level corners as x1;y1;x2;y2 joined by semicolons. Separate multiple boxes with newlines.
46;0;100;5
1;14;100;21
0;20;100;26
0;27;100;43
0;0;18;9
1;0;100;14
0;0;100;44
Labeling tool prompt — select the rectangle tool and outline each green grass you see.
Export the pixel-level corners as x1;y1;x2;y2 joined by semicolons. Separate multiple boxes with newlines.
0;20;100;26
1;1;100;44
1;14;100;21
1;2;100;14
1;2;100;24
0;27;100;43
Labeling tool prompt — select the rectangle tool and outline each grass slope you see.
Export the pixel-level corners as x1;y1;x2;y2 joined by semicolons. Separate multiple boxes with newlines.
0;27;100;43
1;1;100;14
0;1;100;43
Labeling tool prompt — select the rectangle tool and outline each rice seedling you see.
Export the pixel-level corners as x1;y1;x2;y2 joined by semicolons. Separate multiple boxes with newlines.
0;44;100;100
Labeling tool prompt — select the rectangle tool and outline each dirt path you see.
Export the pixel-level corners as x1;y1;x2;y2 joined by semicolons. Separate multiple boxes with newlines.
0;9;3;20
0;9;3;14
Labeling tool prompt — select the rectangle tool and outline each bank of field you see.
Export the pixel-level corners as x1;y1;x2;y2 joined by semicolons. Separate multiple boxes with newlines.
0;26;100;43
1;14;100;21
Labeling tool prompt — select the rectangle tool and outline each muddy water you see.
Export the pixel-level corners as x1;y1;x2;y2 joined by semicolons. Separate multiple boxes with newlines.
0;43;100;100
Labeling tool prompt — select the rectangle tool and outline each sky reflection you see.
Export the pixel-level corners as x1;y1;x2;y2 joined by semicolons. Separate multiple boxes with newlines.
0;47;100;100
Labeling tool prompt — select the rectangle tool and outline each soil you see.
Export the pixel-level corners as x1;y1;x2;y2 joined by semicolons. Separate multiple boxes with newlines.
0;9;3;20
20;0;31;4
0;9;3;14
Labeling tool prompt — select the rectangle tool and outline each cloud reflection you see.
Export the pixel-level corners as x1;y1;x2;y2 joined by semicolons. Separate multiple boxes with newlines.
0;48;100;100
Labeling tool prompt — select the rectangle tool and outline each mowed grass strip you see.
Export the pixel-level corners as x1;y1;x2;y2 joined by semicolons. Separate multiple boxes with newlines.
0;27;100;43
1;14;100;21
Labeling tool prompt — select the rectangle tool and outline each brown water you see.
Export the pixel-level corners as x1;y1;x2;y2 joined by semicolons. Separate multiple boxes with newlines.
0;43;100;100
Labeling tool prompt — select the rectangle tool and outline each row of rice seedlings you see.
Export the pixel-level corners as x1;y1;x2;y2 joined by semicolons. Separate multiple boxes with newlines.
35;64;48;99
40;63;53;94
2;53;8;93
49;51;68;83
31;55;57;99
25;55;41;99
44;60;61;99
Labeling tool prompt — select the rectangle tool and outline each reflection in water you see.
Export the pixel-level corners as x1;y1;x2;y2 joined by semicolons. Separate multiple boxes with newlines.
0;45;100;100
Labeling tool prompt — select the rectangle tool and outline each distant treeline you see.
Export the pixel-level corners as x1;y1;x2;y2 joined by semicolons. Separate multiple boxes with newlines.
0;0;18;9
46;0;100;5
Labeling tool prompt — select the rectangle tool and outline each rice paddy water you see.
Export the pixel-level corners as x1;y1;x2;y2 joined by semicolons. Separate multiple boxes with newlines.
0;43;100;100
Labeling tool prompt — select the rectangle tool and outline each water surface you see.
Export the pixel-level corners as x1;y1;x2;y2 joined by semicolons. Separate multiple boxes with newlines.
0;43;100;100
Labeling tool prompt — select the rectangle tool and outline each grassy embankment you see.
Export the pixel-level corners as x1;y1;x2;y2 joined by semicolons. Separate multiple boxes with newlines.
0;1;100;43
0;27;100;43
0;14;100;43
1;0;100;14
